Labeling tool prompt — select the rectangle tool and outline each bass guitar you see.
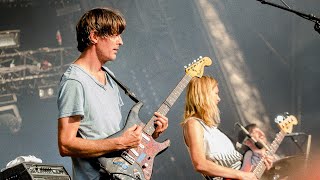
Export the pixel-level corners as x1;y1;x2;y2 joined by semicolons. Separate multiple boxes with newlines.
223;113;298;180
251;113;298;179
98;56;212;180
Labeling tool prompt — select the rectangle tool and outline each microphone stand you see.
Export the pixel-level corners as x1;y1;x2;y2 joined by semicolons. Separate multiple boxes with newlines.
256;0;320;35
288;136;304;154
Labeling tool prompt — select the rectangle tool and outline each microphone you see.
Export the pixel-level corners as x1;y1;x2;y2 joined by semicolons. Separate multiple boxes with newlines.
236;122;264;149
285;132;306;137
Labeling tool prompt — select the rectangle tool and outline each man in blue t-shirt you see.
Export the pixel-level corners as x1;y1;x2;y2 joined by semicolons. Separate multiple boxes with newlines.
57;7;168;180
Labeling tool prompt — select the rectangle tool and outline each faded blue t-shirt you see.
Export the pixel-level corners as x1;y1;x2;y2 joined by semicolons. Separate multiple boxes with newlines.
57;64;124;180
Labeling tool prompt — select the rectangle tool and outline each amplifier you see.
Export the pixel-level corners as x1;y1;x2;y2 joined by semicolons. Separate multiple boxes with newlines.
0;162;71;180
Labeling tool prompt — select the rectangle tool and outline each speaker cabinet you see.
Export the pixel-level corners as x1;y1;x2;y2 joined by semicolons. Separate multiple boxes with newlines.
0;162;71;180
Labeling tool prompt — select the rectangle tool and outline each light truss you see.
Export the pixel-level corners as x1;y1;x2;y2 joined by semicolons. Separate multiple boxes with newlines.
0;30;20;49
0;47;75;97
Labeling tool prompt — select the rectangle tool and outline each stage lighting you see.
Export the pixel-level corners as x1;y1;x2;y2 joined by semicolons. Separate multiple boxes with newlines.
0;93;18;105
47;88;54;96
0;94;22;134
39;89;45;98
0;30;20;49
38;85;57;99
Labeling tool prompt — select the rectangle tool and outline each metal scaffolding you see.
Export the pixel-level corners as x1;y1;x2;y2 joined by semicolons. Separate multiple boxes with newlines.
0;47;76;98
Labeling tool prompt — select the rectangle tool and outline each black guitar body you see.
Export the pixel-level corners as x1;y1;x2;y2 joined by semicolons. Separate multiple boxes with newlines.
98;102;170;180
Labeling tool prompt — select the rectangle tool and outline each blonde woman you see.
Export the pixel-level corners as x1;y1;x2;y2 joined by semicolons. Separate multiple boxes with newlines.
181;76;272;180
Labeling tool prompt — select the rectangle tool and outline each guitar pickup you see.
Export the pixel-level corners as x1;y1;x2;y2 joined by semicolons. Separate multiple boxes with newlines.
139;143;144;149
121;151;135;165
130;148;139;157
142;133;150;141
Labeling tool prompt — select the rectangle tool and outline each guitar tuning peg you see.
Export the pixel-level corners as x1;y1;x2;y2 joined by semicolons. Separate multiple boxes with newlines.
184;66;187;68
193;60;197;63
274;114;285;123
199;56;203;59
188;63;191;66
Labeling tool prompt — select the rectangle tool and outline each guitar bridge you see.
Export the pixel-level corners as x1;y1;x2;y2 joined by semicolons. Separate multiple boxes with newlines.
121;151;135;165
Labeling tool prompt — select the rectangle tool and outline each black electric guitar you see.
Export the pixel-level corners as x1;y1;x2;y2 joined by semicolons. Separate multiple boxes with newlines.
98;56;212;180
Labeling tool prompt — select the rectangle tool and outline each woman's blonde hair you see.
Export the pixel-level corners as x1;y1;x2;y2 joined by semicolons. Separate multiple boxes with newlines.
182;76;220;127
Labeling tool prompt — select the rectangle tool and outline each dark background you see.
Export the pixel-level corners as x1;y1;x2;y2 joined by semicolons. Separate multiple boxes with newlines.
0;0;319;179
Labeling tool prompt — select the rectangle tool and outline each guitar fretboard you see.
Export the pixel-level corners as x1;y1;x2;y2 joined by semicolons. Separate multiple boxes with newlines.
253;130;286;178
143;74;192;135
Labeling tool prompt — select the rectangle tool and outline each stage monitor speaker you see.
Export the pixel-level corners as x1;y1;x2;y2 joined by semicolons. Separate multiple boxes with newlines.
0;162;71;180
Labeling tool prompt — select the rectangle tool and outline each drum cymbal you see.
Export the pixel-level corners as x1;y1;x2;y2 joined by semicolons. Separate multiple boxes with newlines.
273;155;305;169
263;155;306;179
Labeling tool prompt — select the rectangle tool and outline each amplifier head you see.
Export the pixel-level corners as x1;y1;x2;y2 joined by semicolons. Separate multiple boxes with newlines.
0;163;71;180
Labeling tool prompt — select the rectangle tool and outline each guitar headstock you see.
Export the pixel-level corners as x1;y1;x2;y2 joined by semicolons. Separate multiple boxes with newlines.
185;56;212;78
275;112;298;134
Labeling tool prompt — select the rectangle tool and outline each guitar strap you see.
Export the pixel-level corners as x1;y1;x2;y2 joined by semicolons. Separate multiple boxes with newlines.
102;67;140;103
75;68;140;138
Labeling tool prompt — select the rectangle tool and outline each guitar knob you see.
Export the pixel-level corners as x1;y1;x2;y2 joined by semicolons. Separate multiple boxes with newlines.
142;163;149;169
134;171;142;179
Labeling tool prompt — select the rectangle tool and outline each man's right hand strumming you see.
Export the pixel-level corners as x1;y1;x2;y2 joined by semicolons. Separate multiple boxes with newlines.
118;124;142;149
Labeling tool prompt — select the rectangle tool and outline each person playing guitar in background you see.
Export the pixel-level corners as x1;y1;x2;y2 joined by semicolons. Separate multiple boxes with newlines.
238;123;280;169
181;76;273;180
57;7;168;180
238;124;287;180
